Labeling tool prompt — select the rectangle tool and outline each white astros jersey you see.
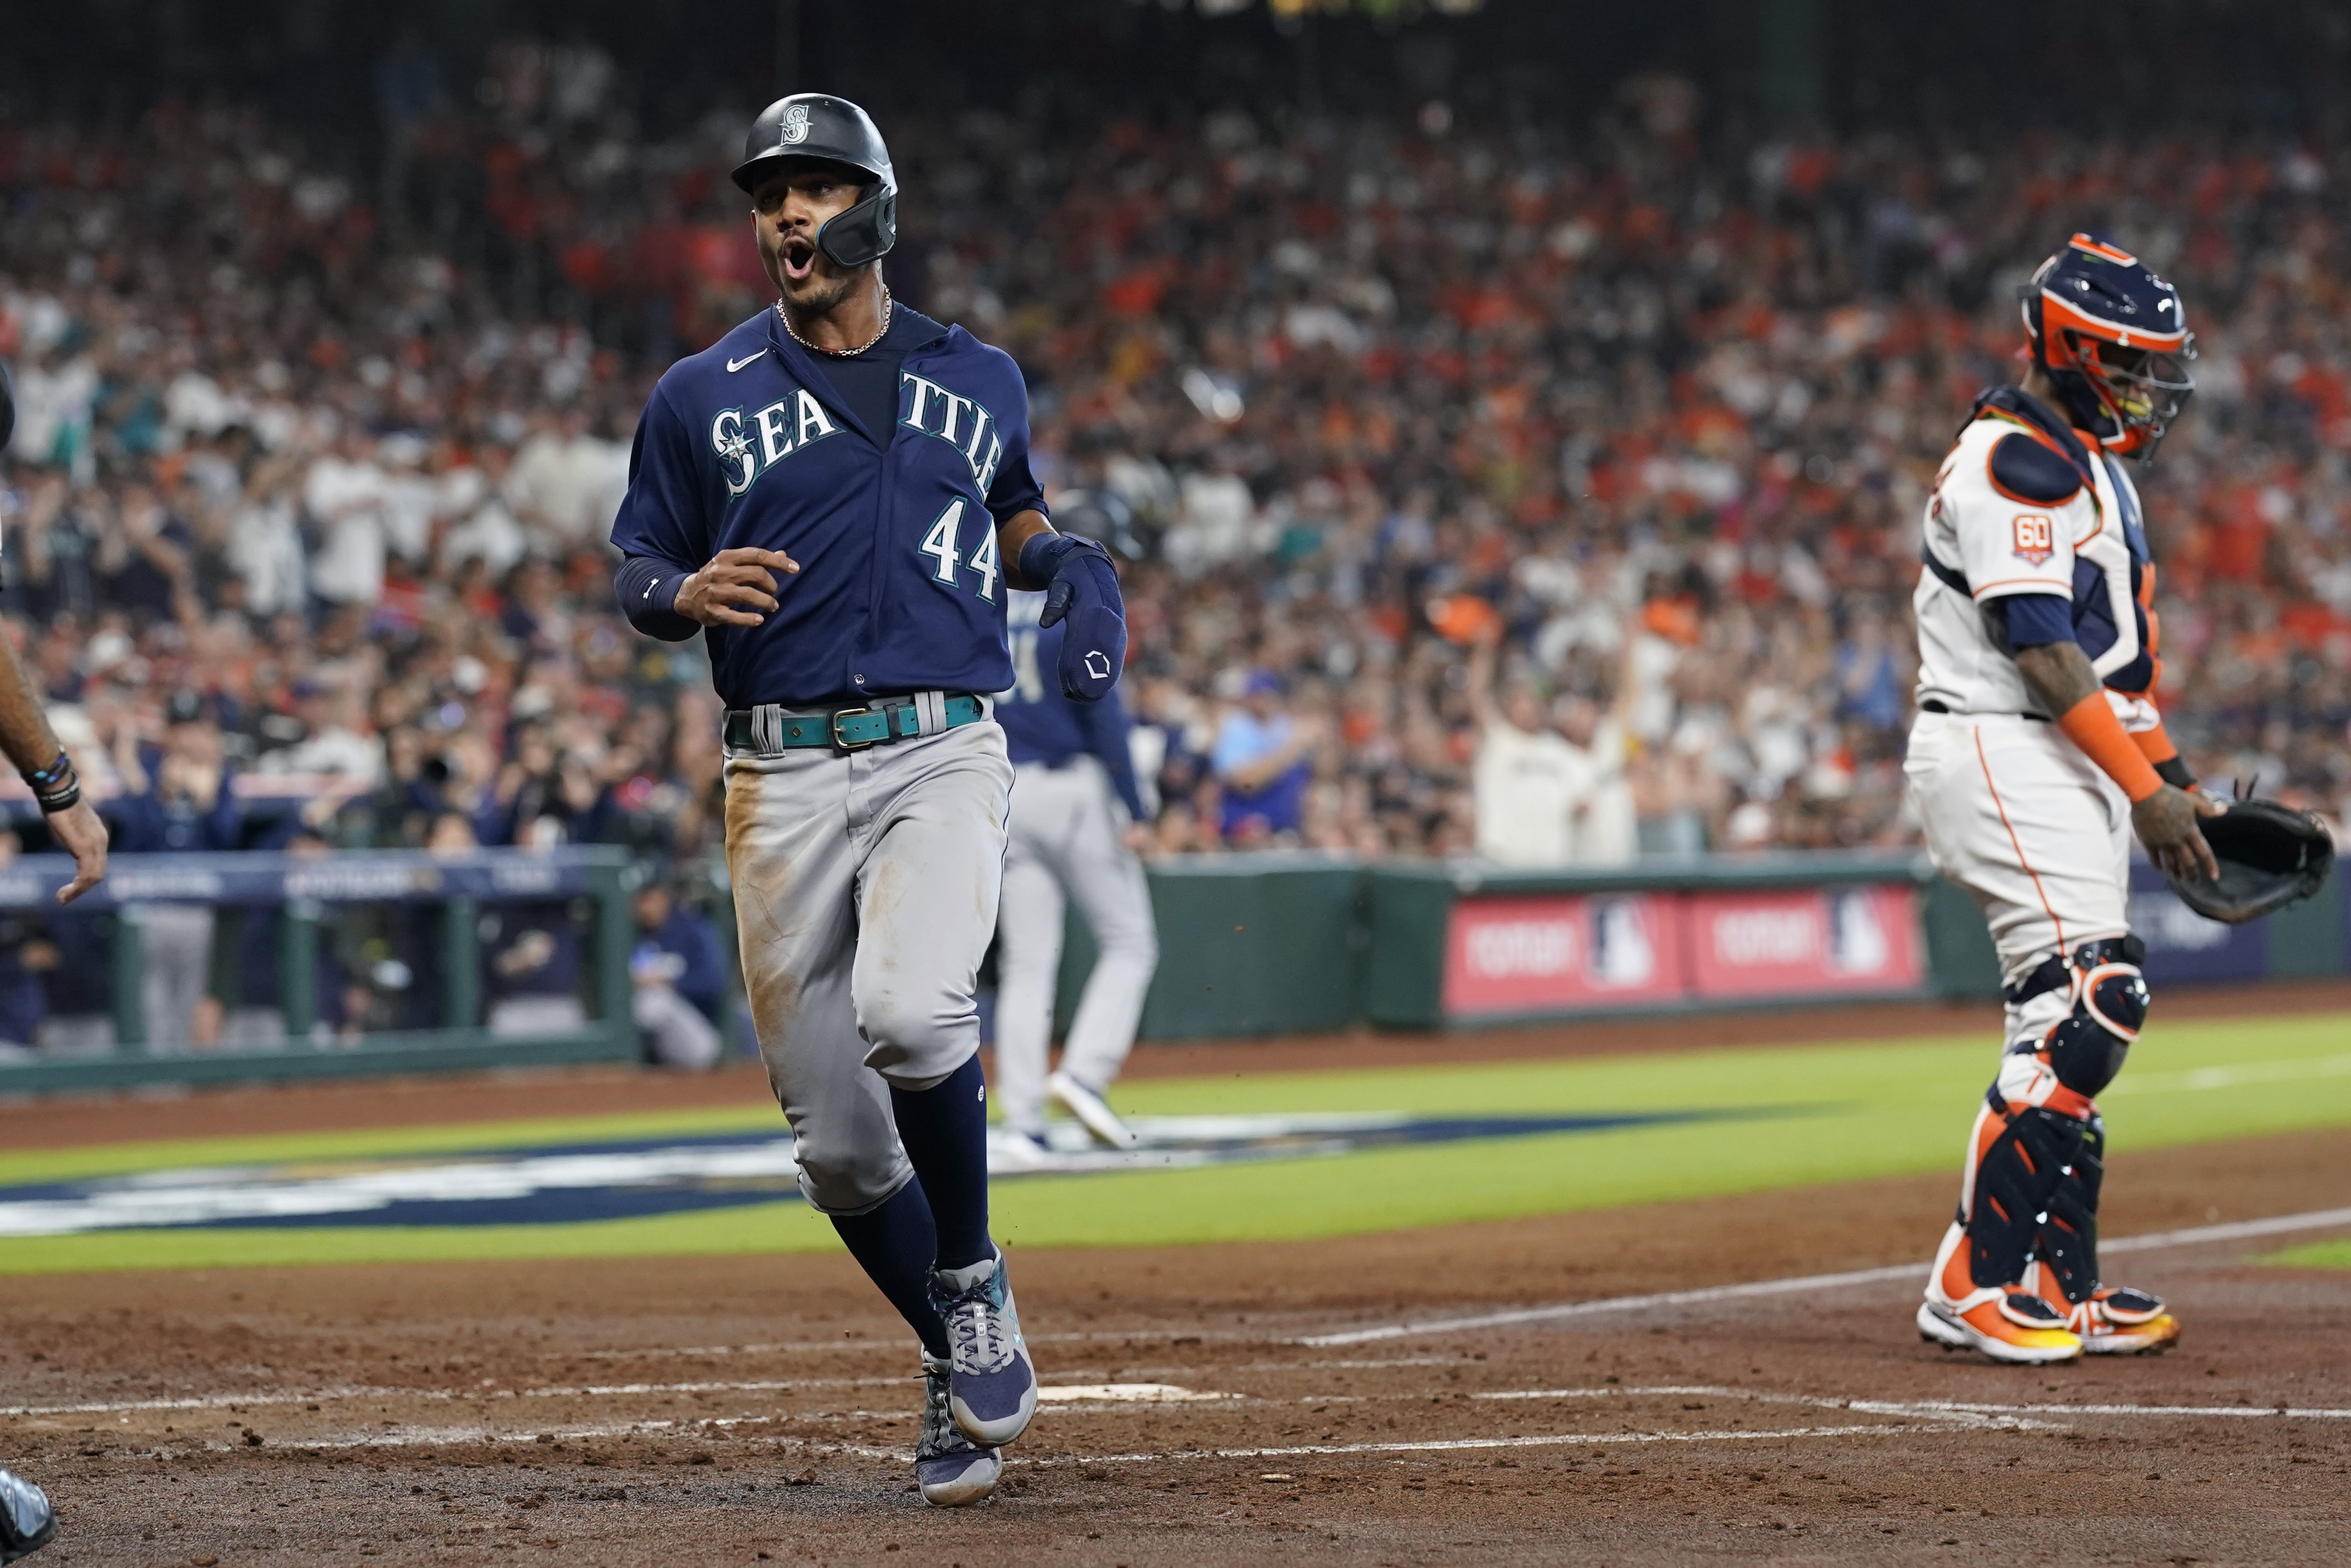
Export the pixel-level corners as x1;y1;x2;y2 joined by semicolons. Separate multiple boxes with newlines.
1913;393;2163;729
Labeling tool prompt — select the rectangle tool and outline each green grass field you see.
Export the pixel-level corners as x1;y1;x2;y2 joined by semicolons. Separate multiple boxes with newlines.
4;1012;2349;1277
2265;1239;2351;1270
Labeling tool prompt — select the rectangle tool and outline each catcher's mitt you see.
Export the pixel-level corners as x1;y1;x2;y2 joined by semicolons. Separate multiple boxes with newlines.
2166;796;2335;925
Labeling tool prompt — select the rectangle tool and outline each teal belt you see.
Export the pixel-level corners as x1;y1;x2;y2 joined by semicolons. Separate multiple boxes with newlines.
724;693;986;755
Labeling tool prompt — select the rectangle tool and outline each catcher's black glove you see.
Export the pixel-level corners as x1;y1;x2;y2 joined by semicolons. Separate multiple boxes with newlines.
2166;794;2335;925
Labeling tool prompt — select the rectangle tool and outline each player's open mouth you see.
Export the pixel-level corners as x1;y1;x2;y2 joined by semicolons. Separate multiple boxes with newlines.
782;235;817;283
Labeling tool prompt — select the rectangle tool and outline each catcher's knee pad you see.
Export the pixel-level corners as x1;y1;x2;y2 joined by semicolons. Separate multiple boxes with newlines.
2010;936;2148;1098
1964;1093;2098;1295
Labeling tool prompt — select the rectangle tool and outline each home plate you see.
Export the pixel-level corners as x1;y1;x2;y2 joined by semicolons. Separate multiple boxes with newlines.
1036;1383;1228;1404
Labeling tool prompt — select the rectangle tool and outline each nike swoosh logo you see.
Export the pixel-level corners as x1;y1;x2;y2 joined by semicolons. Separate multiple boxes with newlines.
727;352;765;373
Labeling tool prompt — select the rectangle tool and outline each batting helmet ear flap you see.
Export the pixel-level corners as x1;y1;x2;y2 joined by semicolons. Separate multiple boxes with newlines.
817;183;897;269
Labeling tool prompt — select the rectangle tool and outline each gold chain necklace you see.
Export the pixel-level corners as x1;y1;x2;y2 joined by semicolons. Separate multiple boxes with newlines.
777;284;893;357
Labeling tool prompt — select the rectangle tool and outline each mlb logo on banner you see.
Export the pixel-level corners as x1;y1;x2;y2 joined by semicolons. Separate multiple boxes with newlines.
1685;885;1923;1000
1443;894;1685;1017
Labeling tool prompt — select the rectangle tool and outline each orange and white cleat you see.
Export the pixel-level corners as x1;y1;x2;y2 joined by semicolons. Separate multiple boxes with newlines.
1918;1221;2083;1364
2025;1264;2181;1354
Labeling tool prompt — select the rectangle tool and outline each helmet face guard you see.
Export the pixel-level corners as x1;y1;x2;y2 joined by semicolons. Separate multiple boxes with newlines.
2022;233;2196;460
2058;329;2195;457
732;93;898;269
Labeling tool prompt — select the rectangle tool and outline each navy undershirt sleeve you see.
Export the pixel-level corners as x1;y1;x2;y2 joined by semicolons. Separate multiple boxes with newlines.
614;555;699;643
1075;690;1148;822
2000;593;2075;649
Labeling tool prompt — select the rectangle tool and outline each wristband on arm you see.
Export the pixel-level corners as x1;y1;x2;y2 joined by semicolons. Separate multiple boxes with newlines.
2129;722;2197;791
2055;694;2164;803
23;751;80;815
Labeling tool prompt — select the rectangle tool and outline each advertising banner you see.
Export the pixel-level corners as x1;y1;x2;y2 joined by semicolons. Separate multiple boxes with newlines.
1684;885;1924;1001
1442;893;1686;1017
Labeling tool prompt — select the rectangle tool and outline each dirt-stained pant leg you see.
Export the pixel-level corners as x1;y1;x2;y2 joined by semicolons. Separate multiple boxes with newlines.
725;748;912;1216
850;723;1015;1092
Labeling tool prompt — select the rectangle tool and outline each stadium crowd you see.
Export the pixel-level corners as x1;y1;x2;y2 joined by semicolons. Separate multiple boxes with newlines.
4;42;2351;1045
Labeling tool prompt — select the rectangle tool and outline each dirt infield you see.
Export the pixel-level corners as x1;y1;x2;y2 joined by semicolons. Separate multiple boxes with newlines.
5;1127;2348;1565
9;974;2350;1153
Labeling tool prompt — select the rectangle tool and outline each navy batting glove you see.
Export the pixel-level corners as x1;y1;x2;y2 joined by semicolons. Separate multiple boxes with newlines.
1018;532;1126;702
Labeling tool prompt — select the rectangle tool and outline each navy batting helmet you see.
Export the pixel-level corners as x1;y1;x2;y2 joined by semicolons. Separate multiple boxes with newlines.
732;93;897;270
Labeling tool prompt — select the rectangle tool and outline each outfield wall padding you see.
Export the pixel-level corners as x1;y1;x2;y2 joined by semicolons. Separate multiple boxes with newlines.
1046;848;2341;1039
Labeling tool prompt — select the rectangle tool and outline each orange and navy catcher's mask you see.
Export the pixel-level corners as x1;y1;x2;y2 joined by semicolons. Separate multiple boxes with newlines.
2020;231;2195;460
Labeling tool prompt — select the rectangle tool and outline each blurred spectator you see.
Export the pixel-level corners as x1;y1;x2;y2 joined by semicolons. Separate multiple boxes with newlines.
1211;672;1319;844
1466;619;1580;867
628;875;726;1069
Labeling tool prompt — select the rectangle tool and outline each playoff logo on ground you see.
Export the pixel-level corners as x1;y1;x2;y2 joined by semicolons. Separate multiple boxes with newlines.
1444;886;1921;1018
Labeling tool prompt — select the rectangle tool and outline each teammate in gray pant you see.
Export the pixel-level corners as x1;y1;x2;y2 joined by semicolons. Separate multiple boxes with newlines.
608;94;1128;1508
992;588;1158;1159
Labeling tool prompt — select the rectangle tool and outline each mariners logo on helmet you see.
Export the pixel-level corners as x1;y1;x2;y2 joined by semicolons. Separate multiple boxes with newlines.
780;103;811;145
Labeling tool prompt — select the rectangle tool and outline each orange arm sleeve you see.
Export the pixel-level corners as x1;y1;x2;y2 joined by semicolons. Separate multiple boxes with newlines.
2057;694;2165;803
2129;720;2198;790
2129;724;2177;766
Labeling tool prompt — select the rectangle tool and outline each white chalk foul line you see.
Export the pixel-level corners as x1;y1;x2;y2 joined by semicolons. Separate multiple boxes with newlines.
1850;1398;2351;1420
1301;1204;2351;1346
157;1421;1977;1464
1020;1423;1978;1465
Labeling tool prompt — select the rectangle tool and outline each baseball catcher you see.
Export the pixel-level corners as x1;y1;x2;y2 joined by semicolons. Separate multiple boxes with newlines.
1907;233;2225;1363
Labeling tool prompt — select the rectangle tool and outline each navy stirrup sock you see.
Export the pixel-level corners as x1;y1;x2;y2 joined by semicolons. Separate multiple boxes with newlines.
889;1054;994;1272
829;1182;950;1359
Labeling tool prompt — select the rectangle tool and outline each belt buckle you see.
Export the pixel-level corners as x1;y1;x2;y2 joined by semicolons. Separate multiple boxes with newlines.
830;708;877;752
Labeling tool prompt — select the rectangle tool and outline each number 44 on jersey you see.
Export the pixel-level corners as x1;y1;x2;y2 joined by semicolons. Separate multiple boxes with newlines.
920;498;1000;602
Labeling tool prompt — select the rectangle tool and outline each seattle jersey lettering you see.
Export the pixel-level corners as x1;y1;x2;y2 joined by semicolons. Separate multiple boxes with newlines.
711;388;840;498
902;373;1004;495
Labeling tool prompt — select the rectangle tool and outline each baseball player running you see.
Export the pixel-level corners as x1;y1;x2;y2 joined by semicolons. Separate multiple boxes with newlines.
608;94;1126;1505
1907;232;2220;1364
0;361;112;1565
990;585;1158;1165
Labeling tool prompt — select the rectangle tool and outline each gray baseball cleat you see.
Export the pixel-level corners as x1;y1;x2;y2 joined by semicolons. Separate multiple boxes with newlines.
0;1468;56;1564
1048;1070;1140;1149
914;1352;1003;1507
927;1248;1037;1447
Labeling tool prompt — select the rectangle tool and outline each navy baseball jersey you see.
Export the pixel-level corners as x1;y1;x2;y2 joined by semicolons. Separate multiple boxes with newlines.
610;304;1047;709
996;589;1146;820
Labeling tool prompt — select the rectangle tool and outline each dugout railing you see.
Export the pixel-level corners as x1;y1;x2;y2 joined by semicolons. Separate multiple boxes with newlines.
0;846;641;1096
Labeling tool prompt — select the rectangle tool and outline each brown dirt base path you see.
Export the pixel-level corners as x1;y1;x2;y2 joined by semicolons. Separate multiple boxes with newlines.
5;1128;2349;1565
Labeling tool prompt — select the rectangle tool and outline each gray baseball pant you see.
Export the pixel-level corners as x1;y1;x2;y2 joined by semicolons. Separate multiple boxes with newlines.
993;757;1158;1138
724;718;1012;1215
135;902;215;1053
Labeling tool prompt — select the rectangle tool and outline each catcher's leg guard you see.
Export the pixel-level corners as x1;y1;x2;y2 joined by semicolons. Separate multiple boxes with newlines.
2020;1113;2180;1352
1931;935;2178;1357
1964;1092;2093;1293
